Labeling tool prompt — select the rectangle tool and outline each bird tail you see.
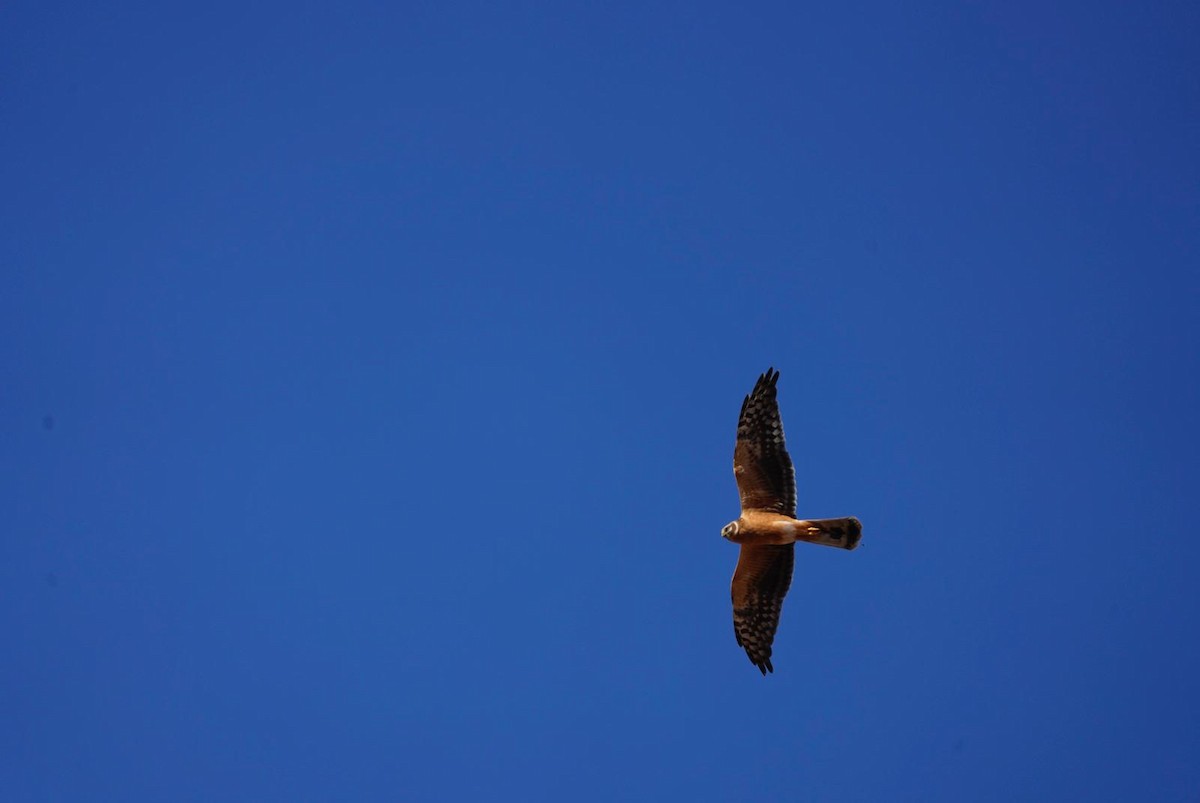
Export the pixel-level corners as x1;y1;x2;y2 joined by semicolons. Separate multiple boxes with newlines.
794;517;862;550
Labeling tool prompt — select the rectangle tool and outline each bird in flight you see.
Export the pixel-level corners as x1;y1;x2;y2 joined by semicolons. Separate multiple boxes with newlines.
722;367;862;674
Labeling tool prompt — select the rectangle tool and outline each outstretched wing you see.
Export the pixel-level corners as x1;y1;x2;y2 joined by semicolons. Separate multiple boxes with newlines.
734;367;796;516
731;543;795;675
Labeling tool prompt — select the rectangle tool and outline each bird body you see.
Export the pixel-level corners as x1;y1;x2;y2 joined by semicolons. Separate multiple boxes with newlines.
723;512;862;549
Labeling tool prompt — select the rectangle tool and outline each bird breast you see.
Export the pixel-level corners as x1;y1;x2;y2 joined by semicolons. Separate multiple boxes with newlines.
735;511;802;546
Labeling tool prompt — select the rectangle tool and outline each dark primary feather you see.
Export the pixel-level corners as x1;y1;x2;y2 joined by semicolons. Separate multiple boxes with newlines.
734;367;797;517
731;543;795;675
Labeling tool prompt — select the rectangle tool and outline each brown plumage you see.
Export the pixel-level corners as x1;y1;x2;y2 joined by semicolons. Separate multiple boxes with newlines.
722;368;862;674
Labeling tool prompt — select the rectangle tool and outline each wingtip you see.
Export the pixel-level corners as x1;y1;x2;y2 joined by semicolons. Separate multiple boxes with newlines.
751;367;780;395
741;368;775;412
745;651;774;675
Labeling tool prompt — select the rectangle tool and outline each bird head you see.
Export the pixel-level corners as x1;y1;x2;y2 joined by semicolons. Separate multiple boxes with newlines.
721;521;740;540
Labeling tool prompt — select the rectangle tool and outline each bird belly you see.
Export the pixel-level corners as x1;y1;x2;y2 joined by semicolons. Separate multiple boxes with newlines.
736;513;801;545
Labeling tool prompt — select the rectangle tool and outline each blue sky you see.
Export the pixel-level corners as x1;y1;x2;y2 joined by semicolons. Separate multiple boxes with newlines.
2;1;1198;800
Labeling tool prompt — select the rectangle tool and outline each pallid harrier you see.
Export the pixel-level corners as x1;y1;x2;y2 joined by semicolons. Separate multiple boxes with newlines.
722;368;862;674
